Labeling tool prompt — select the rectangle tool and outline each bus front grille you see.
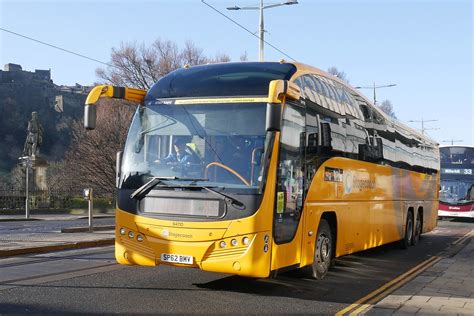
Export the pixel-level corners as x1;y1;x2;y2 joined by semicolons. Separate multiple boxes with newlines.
203;246;248;261
119;237;155;259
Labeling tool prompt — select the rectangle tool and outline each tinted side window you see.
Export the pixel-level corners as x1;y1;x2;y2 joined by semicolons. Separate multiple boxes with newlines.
324;79;338;102
315;76;329;97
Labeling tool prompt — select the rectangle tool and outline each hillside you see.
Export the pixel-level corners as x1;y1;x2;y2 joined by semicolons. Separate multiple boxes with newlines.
0;63;88;173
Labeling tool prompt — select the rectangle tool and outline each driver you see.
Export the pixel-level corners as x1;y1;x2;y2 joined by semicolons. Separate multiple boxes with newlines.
156;137;201;173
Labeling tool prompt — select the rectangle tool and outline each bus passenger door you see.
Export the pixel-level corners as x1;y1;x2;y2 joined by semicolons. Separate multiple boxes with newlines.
271;100;306;271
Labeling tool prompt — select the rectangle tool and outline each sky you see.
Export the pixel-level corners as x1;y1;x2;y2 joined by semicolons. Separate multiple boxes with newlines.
0;0;472;145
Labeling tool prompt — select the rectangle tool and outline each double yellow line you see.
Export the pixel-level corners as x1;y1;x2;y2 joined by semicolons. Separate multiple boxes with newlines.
335;256;441;315
452;230;473;245
336;230;473;315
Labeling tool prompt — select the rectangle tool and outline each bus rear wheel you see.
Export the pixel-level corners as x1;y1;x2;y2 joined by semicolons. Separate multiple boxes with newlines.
412;211;422;246
401;211;414;249
309;219;333;280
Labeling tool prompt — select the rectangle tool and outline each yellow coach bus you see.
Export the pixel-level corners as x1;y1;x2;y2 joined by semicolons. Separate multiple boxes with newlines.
84;62;439;279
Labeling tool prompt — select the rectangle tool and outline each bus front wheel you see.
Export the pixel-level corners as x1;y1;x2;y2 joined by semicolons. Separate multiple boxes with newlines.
309;219;333;280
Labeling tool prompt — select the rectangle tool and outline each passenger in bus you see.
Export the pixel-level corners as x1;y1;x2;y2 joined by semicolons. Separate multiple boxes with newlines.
155;137;201;174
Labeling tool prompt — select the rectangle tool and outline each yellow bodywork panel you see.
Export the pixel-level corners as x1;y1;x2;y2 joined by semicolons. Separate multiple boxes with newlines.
299;157;439;269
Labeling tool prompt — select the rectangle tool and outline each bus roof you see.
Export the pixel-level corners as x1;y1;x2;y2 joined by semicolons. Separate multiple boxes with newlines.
289;61;438;148
145;62;296;100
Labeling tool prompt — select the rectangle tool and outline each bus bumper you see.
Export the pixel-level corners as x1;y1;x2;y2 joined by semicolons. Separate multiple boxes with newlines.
114;211;272;278
438;203;474;218
438;209;474;218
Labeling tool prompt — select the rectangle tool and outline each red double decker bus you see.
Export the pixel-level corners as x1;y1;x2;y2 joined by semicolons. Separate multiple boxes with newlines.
438;146;474;218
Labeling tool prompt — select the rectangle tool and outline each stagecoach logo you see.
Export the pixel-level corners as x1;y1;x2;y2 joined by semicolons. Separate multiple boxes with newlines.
343;171;377;192
160;229;193;239
353;178;376;190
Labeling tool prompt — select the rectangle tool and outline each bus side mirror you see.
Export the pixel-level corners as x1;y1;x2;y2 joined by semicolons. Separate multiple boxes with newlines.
84;105;96;130
266;103;281;132
268;79;301;103
266;79;301;132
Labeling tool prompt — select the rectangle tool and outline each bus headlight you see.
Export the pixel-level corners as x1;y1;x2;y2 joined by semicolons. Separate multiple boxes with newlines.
219;241;227;248
120;228;126;236
242;237;250;245
137;234;143;242
231;239;238;247
128;231;134;239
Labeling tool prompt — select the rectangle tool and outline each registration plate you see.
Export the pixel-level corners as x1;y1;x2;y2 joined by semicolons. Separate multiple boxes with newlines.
160;253;193;265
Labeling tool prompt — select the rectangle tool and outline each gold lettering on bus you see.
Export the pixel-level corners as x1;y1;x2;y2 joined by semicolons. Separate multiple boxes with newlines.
353;178;376;190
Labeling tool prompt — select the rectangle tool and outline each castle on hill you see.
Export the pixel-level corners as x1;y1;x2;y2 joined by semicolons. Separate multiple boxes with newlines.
0;63;52;84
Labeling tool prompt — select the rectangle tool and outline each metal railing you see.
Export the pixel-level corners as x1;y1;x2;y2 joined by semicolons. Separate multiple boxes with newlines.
0;188;115;211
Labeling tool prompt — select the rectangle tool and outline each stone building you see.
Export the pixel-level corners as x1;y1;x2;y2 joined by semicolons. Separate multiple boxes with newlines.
0;63;52;84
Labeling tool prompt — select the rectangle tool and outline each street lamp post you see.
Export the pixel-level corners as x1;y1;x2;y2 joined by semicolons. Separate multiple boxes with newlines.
83;188;94;232
354;83;396;105
227;0;298;61
19;156;32;219
407;118;439;135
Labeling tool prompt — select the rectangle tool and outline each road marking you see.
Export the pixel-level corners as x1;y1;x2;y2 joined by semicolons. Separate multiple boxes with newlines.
452;230;473;245
335;255;441;315
350;258;442;315
0;262;118;285
337;230;474;315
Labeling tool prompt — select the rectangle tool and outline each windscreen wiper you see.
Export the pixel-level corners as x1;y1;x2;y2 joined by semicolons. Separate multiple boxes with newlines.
200;186;245;210
130;176;209;200
130;176;176;200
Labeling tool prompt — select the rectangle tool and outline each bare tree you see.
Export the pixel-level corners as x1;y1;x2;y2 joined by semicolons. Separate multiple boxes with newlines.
327;66;349;83
1;165;24;190
211;53;231;63
181;40;208;65
46;161;76;192
64;99;135;194
378;99;397;119
96;39;232;90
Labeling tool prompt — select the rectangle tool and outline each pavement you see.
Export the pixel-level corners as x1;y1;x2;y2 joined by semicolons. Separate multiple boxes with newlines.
0;213;115;257
0;214;472;315
364;234;474;315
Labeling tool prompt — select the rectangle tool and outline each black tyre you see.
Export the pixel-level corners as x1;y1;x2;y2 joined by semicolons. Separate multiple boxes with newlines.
412;211;422;246
309;219;333;280
400;211;414;249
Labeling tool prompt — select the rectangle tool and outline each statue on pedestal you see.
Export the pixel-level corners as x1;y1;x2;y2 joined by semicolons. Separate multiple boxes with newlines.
23;111;44;158
21;112;48;197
